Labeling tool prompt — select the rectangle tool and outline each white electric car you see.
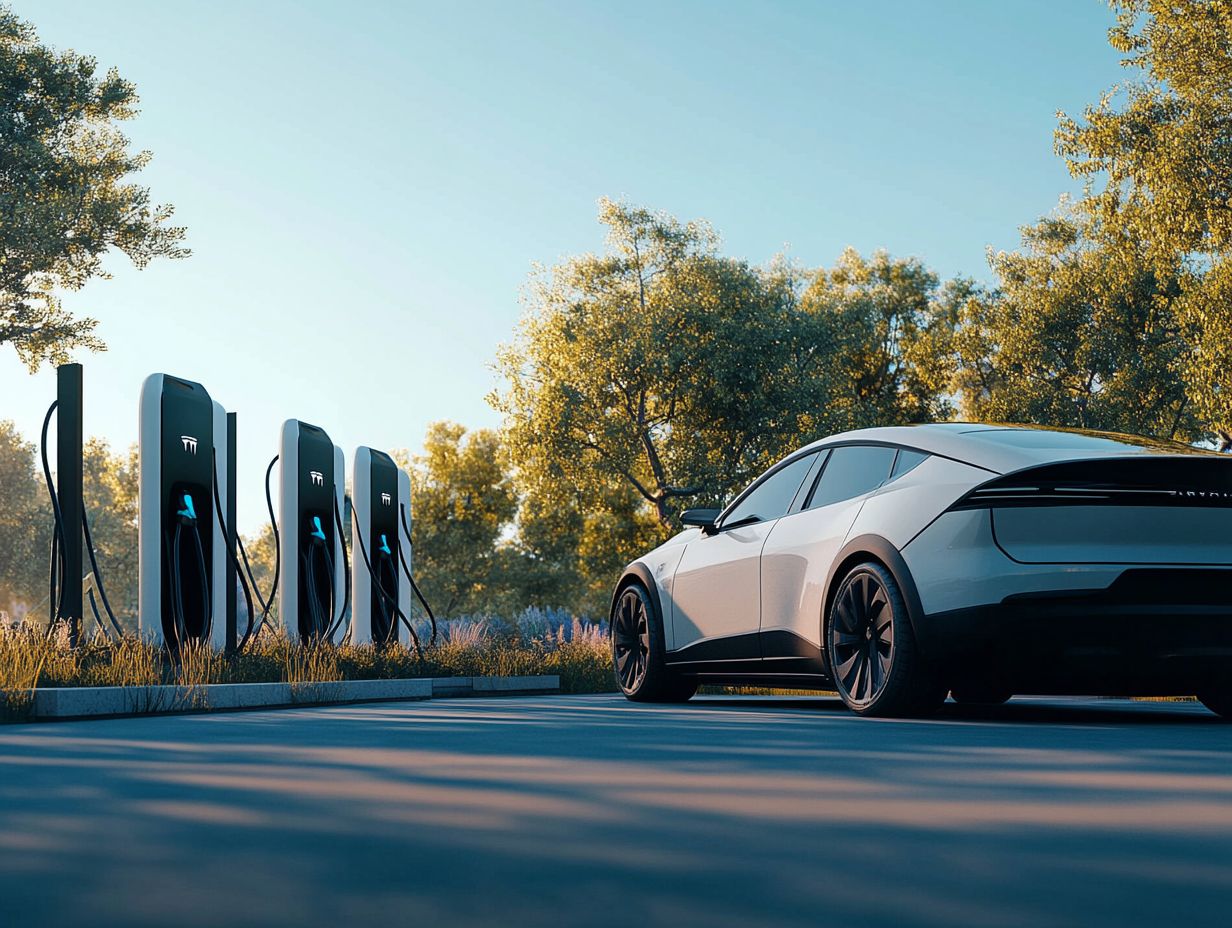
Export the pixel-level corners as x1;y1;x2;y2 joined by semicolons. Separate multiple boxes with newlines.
610;423;1232;718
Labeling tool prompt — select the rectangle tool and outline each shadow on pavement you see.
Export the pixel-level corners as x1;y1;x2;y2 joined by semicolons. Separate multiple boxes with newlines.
1;695;1229;928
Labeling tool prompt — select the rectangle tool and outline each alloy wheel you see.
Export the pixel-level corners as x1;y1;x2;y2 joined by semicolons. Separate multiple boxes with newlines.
831;569;895;706
613;588;651;693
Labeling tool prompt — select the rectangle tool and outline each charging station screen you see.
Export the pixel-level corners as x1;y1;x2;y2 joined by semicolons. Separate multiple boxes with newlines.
297;425;336;640
158;378;214;643
369;451;400;644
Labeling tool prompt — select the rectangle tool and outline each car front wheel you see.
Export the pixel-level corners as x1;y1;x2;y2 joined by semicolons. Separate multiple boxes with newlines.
827;562;945;718
612;581;697;703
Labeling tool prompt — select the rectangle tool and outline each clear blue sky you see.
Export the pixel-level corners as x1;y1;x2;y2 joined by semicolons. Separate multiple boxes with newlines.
4;0;1125;531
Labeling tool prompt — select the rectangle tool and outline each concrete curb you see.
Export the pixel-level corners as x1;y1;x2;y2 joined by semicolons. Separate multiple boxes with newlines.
18;675;560;721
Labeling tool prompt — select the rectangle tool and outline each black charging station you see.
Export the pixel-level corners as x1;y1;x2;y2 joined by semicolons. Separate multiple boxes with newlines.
351;447;409;646
139;374;228;648
56;363;84;644
278;419;346;642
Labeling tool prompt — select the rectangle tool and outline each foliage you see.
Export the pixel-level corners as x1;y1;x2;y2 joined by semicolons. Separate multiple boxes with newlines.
1056;0;1232;263
0;4;188;368
238;521;279;626
799;247;959;426
0;420;51;619
495;199;850;535
396;422;518;617
507;468;660;619
1054;0;1232;434
949;209;1198;440
81;439;139;627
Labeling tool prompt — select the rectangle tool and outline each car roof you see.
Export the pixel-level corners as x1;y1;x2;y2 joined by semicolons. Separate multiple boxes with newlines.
800;422;1222;474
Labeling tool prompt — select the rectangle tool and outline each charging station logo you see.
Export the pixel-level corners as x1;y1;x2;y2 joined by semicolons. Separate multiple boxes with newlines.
381;492;392;506
180;435;198;454
310;471;324;487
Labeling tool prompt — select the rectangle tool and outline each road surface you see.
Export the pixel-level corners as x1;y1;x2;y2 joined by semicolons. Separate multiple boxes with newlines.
1;695;1230;927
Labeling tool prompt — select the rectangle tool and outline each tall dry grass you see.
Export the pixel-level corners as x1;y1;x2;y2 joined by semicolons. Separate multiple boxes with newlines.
0;609;617;718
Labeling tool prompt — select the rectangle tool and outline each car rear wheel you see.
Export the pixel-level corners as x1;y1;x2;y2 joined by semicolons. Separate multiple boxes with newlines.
827;562;945;718
612;581;697;703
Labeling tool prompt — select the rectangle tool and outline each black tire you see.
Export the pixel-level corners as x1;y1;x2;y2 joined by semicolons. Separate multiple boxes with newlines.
1198;681;1232;720
611;581;697;703
826;562;945;718
950;685;1013;706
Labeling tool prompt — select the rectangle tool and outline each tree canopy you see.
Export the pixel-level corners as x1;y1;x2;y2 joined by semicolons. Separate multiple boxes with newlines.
1055;0;1232;435
495;198;848;531
799;248;959;427
397;423;518;618
0;4;187;369
949;209;1197;440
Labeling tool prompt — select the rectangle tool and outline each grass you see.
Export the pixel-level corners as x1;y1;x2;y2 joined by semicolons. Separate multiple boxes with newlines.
0;610;616;719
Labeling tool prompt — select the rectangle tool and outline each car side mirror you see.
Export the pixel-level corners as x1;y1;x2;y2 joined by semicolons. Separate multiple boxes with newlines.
680;508;721;535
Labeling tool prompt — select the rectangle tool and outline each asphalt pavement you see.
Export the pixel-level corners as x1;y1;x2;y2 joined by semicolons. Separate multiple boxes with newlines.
1;694;1230;927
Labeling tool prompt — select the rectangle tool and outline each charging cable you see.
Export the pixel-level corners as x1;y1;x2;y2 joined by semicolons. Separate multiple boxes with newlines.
210;453;258;652
231;455;280;650
40;399;129;640
301;514;336;641
397;503;438;647
324;495;352;642
163;492;211;647
350;504;422;654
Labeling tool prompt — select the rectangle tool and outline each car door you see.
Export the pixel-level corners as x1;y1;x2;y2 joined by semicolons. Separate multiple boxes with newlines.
759;444;899;670
668;452;819;662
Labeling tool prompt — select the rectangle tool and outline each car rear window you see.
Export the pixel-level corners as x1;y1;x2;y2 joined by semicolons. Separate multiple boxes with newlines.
890;448;928;479
967;428;1206;455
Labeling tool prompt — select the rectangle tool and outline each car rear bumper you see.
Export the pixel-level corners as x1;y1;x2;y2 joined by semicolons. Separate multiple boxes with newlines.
917;568;1232;694
903;510;1232;693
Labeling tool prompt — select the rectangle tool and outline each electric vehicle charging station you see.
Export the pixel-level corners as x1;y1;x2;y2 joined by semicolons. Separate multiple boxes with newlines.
278;419;346;642
138;374;229;649
350;447;412;645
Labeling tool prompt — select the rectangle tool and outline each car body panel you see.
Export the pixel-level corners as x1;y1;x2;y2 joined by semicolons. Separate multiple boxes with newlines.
638;530;693;651
901;508;1124;618
759;495;864;653
670;521;773;655
847;454;993;549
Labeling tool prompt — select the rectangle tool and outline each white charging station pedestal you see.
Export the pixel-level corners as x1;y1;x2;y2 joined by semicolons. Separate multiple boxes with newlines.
138;373;228;649
278;419;346;643
350;447;412;645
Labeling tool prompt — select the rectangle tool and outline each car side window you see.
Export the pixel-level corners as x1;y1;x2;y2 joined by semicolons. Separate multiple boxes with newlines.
890;448;928;480
723;453;818;527
806;445;897;509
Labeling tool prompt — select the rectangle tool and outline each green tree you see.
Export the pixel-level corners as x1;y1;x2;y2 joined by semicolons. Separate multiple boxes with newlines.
1054;0;1232;433
494;198;848;534
396;423;518;618
238;522;279;630
0;421;51;620
949;210;1196;439
0;4;187;369
507;469;660;618
799;247;957;426
81;439;139;629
